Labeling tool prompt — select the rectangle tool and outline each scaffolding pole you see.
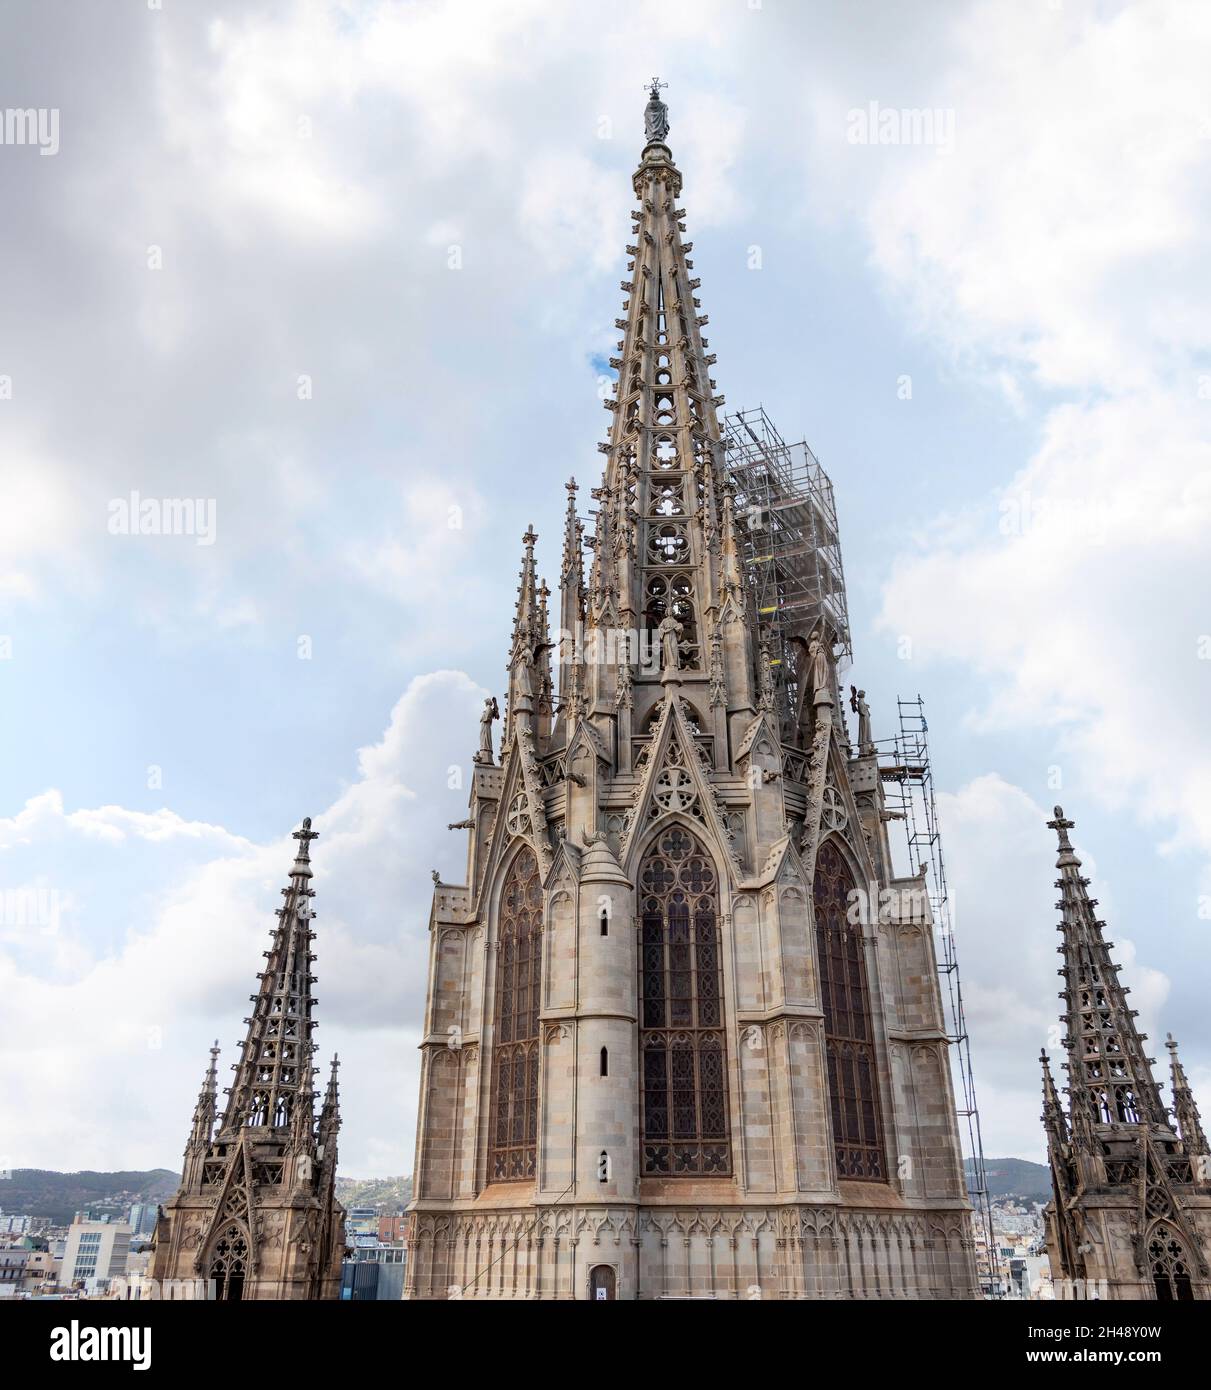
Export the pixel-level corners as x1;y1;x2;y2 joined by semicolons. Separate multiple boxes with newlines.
878;696;1000;1297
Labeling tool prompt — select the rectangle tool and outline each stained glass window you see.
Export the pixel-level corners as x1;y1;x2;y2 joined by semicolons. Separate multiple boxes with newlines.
639;826;730;1176
813;839;886;1181
489;847;542;1182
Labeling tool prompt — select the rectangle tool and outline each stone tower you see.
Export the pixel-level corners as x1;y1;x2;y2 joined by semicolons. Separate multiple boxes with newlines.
149;818;346;1299
404;85;977;1300
1040;806;1211;1300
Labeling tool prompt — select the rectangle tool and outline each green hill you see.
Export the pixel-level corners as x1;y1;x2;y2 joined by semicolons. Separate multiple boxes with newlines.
335;1175;413;1211
2;1168;179;1226
965;1156;1051;1203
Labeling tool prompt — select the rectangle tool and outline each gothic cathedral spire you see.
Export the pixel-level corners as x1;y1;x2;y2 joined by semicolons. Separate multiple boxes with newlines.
1049;806;1167;1131
149;818;347;1300
406;83;977;1302
1040;806;1210;1300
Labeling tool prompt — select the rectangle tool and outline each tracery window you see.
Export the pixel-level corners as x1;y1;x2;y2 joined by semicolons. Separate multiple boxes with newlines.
489;847;542;1182
1149;1225;1194;1300
639;826;730;1176
208;1225;247;1301
813;840;886;1181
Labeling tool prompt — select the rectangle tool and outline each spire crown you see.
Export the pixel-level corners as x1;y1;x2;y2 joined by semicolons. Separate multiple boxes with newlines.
1047;805;1081;868
291;815;318;879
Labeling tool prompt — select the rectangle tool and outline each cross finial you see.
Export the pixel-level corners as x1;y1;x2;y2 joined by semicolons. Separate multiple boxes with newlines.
647;77;667;100
1047;804;1075;851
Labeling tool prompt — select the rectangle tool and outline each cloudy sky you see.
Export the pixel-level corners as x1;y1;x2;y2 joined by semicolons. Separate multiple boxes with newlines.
1;0;1208;1180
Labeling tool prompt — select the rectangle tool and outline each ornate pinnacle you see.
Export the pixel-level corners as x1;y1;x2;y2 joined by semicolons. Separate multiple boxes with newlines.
1167;1034;1208;1155
1040;1049;1062;1116
191;1039;221;1140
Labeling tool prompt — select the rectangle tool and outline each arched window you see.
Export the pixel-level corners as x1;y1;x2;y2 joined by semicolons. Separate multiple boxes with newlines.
600;1047;609;1077
1148;1225;1194;1300
207;1225;247;1301
639;826;730;1176
489;847;542;1182
813;840;886;1181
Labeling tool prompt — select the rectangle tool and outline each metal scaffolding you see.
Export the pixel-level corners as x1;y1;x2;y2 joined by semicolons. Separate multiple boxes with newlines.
722;406;851;737
722;404;999;1296
878;696;1000;1297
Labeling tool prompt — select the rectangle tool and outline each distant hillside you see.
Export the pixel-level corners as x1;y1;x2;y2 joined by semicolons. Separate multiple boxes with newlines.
335;1175;412;1211
966;1156;1051;1204
2;1169;179;1226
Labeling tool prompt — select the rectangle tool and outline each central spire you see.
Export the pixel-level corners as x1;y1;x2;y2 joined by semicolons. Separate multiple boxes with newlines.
577;81;753;759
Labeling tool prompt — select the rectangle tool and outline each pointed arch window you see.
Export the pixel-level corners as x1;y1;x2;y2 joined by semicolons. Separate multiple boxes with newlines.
813;840;886;1182
639;826;731;1176
207;1225;247;1301
489;847;542;1182
1148;1225;1195;1300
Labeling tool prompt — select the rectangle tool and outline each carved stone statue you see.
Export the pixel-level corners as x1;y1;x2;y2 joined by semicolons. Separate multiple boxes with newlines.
807;635;831;703
474;696;499;764
657;614;683;672
850;685;873;753
644;78;669;144
515;647;534;700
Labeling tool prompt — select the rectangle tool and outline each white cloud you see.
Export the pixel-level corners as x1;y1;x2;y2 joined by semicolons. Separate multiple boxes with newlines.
868;4;1211;869
0;670;483;1174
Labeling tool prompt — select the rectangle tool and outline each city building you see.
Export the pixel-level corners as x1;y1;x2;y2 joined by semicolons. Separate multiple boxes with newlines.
127;1202;159;1239
403;84;977;1301
61;1220;131;1295
345;1207;379;1237
147;818;347;1299
378;1214;406;1244
0;1249;28;1296
341;1238;407;1301
1040;807;1211;1299
20;1247;61;1294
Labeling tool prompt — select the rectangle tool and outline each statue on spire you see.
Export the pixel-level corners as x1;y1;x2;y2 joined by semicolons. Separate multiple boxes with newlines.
475;696;499;765
644;78;669;143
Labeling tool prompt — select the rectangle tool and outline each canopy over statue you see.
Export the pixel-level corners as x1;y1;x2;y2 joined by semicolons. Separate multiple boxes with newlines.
644;78;669;143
